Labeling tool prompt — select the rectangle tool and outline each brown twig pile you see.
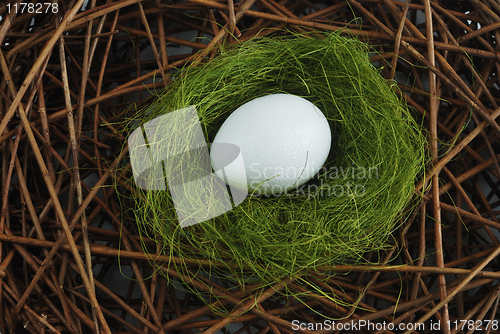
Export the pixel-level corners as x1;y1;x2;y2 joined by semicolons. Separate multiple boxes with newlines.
0;0;499;333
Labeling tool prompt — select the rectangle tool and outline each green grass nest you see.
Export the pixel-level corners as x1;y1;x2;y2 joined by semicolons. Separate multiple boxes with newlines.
121;32;426;288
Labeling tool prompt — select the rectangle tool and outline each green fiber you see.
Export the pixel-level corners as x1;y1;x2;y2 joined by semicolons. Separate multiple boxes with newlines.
118;31;426;301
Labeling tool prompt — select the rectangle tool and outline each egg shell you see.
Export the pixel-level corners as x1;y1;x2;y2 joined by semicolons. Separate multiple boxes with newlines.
210;93;331;196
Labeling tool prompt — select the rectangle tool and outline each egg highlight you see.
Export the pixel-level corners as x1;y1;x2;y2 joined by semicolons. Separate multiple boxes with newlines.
210;93;332;196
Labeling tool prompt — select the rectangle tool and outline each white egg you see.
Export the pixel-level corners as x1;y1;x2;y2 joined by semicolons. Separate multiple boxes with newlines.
210;93;331;196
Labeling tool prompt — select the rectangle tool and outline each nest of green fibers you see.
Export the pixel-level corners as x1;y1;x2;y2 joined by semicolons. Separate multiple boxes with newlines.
119;31;426;289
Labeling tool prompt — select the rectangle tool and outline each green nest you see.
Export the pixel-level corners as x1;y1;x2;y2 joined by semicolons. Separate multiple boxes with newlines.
120;32;426;288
